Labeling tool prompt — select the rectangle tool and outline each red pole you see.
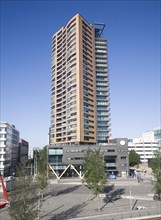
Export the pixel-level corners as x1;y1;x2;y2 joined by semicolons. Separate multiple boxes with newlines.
0;176;9;201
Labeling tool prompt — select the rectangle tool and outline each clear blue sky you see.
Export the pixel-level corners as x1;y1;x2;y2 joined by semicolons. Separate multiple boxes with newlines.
1;0;160;149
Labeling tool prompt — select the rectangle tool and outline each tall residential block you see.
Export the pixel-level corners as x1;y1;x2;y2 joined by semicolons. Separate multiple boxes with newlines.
50;14;110;145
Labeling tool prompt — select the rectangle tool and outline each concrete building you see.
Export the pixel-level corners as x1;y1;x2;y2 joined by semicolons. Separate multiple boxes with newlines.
18;139;29;164
128;128;161;164
50;14;110;145
0;122;20;176
48;138;129;177
49;14;128;177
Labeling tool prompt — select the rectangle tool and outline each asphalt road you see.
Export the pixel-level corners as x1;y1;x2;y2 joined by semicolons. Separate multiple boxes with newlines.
0;176;161;220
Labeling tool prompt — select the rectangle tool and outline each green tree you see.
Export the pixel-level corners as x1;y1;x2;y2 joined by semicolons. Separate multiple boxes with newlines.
36;146;48;200
83;149;107;210
36;174;48;201
8;164;40;220
151;152;161;196
129;150;140;166
37;147;48;174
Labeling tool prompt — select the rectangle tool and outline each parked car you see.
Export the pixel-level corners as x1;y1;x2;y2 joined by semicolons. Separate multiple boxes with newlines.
108;174;117;179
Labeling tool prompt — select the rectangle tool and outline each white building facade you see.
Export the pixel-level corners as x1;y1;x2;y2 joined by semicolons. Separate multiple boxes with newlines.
128;128;161;164
0;122;20;176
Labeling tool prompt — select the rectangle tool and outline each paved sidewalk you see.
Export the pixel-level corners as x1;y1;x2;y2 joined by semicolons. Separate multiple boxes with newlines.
0;177;160;220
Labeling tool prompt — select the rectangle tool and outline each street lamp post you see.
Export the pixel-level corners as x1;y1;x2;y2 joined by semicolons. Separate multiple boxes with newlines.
130;185;132;210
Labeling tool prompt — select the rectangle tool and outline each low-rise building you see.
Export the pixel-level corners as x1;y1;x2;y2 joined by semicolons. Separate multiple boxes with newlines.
48;138;129;177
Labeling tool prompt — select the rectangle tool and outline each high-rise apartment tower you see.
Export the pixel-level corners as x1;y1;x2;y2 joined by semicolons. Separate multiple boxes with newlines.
50;14;110;145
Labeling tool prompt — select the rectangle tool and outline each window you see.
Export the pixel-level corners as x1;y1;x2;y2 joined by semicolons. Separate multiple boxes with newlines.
121;156;127;159
67;18;76;29
67;22;76;33
84;130;89;135
49;155;62;163
84;124;89;129
84;107;88;112
84;119;89;124
49;148;63;155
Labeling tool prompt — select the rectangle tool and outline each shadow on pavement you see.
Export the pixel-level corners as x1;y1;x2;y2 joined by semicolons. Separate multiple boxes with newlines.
101;186;125;210
40;205;64;219
43;185;82;199
50;202;87;220
104;184;115;193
